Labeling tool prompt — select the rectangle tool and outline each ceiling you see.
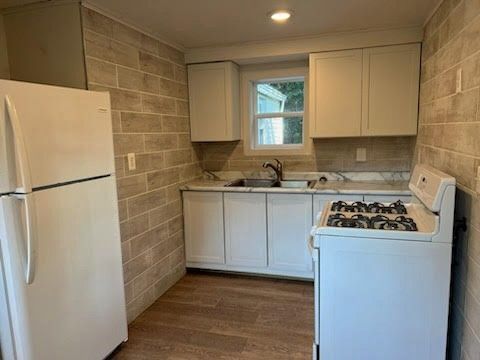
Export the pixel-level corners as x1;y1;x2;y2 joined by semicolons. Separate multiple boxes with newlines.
0;0;43;9
2;0;440;49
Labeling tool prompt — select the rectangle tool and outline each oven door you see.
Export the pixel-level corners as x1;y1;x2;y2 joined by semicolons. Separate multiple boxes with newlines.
318;234;451;360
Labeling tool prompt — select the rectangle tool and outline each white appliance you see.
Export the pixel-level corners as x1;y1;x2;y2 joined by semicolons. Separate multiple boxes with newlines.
0;79;128;360
311;164;455;360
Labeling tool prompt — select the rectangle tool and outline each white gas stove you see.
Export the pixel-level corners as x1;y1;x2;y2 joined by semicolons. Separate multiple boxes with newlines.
311;164;456;360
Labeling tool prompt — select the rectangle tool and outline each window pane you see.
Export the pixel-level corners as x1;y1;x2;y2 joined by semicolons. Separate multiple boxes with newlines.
256;80;304;114
257;117;303;145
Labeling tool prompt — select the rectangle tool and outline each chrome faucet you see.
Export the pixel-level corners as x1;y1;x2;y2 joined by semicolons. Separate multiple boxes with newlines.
262;159;283;181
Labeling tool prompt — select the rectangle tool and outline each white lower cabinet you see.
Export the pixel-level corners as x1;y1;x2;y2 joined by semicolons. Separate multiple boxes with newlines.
267;194;313;276
183;191;225;264
183;190;411;279
224;193;267;267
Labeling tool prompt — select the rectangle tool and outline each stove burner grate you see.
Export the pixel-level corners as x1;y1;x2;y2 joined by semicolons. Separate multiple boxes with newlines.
327;213;370;228
331;201;368;213
327;213;418;231
367;200;407;214
370;215;418;231
330;200;407;214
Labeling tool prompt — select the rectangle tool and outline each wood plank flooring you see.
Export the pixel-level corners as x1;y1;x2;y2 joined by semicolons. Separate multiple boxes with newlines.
111;271;314;359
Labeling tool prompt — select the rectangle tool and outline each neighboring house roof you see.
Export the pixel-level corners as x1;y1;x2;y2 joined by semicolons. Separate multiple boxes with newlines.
257;84;287;102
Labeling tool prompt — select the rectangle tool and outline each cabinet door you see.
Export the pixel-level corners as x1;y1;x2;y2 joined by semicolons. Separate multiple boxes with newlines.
313;194;363;223
309;50;362;138
267;194;313;273
224;193;267;267
362;44;420;136
363;194;411;204
183;192;225;264
187;62;240;141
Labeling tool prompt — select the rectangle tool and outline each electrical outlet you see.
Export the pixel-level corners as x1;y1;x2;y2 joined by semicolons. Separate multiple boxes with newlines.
356;148;367;162
127;153;136;171
456;68;462;93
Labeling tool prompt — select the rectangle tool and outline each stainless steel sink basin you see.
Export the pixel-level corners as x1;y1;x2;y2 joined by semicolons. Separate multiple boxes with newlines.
272;180;315;188
225;179;277;187
225;179;315;189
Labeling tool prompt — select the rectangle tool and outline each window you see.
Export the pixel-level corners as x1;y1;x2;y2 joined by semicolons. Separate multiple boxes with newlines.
254;79;304;148
242;66;310;155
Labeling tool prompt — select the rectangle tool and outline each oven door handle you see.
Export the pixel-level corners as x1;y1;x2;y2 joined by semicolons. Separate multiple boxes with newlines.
308;226;317;253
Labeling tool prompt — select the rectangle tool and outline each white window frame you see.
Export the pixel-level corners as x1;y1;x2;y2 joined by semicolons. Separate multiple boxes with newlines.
241;66;311;156
253;77;304;149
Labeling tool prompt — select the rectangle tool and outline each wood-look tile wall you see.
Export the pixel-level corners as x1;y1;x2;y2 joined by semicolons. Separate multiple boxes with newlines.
81;7;202;322
417;0;480;358
201;137;416;173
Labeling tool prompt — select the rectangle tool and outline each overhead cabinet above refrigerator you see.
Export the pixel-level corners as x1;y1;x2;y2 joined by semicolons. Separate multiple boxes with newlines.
309;43;420;138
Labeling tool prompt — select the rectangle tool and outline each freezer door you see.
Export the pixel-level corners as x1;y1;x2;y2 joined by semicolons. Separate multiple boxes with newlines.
0;79;115;193
0;176;127;360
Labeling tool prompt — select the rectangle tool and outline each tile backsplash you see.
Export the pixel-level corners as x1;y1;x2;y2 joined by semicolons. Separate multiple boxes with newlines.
81;7;202;323
201;137;416;173
416;0;480;358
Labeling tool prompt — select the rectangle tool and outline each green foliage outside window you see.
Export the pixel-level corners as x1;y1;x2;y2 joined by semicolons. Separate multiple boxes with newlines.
269;81;304;144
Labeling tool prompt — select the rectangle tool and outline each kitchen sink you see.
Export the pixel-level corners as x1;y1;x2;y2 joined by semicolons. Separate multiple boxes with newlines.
272;180;316;188
225;179;277;187
225;179;315;189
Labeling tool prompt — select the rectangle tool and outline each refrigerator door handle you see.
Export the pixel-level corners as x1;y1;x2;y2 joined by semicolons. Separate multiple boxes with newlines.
5;95;32;193
13;193;37;284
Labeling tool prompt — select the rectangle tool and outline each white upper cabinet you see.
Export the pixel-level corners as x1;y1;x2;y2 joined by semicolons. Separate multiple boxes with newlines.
187;61;240;142
309;49;363;138
309;44;420;138
362;44;420;136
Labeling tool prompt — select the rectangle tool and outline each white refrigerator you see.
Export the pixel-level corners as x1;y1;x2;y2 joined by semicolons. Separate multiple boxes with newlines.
0;79;128;359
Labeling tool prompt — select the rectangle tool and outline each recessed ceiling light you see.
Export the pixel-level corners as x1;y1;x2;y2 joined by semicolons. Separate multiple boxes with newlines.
270;10;292;22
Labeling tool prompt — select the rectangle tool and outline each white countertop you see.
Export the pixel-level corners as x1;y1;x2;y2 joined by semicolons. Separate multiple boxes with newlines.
180;179;411;195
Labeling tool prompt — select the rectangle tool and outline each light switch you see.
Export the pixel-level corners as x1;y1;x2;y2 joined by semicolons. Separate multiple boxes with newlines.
356;148;367;162
127;153;136;171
